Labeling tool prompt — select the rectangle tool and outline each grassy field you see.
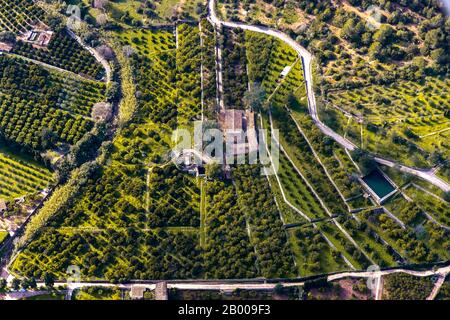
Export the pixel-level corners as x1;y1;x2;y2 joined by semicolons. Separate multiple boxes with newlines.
277;150;328;222
317;220;371;270
339;215;398;268
259;113;325;224
291;105;370;204
288;225;348;277
403;185;450;227
72;287;123;300
79;0;205;25
325;76;450;168
117;28;176;58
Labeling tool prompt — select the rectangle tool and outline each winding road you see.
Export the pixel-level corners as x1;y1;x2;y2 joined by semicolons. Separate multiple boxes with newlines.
208;0;450;193
2;264;448;300
67;29;112;84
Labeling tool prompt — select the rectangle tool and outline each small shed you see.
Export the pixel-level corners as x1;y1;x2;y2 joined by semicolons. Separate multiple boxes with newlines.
280;65;292;78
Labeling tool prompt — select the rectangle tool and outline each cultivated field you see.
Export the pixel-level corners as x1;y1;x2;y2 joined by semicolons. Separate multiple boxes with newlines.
0;147;53;200
0;55;105;149
0;0;44;34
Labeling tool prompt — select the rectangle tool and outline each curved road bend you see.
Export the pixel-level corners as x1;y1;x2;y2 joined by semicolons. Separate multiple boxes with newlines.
67;29;112;84
208;0;450;193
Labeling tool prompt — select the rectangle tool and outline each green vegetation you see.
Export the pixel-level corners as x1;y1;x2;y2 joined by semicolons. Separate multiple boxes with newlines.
117;28;176;59
222;27;248;109
148;164;200;228
0;146;53;200
200;19;217;119
273;108;348;216
78;0;206;26
436;277;450;300
11;27;205;282
72;286;122;300
0;55;105;151
13;29;105;79
383;192;449;260
3;0;448;286
360;209;449;264
24;292;65;300
305;277;372;300
292;105;366;202
289;225;347;276
234;165;296;278
326;77;450;167
383;273;434;300
220;0;449;168
403;185;450;227
203;177;257;278
0;0;44;34
277;149;327;221
176;23;202;123
337;215;398;268
0;230;8;244
384;195;425;227
317;220;371;270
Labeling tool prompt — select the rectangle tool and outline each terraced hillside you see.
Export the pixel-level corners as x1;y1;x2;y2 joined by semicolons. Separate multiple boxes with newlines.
10;26;206;281
326;75;450;168
245;29;449;274
4;1;449;286
218;0;450;169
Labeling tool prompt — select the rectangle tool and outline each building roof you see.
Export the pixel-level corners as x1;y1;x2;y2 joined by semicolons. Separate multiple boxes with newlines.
0;42;13;52
281;65;292;77
221;109;244;132
22;29;53;48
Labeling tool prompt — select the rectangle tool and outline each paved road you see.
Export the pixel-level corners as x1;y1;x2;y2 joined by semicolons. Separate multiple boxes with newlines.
427;274;445;300
375;157;449;192
208;0;450;193
67;29;112;84
1;264;445;300
375;275;383;300
328;264;450;282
